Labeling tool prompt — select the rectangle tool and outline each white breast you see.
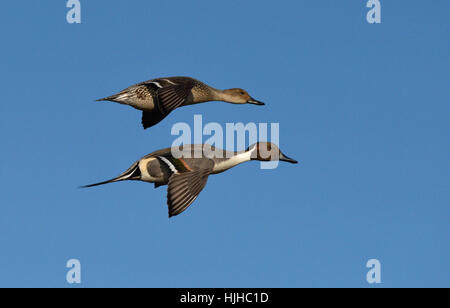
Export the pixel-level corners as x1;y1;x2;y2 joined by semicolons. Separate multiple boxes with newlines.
212;150;253;173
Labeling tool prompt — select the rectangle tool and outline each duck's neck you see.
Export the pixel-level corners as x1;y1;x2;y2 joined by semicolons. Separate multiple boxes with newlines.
192;87;231;103
211;89;233;102
212;146;257;174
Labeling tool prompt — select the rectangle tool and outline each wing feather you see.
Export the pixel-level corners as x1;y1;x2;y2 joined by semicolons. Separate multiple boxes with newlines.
166;168;211;217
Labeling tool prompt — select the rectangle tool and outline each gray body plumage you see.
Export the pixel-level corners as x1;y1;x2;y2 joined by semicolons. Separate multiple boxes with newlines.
83;143;296;217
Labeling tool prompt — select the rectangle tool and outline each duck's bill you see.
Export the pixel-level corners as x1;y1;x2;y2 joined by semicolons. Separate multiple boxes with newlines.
280;153;298;164
247;98;265;106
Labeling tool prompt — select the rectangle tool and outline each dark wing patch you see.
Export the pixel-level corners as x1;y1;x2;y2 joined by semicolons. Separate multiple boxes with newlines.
156;154;193;174
141;110;168;129
167;169;211;217
157;84;194;114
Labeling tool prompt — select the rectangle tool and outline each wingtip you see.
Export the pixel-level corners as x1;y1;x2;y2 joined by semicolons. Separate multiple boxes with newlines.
168;209;179;218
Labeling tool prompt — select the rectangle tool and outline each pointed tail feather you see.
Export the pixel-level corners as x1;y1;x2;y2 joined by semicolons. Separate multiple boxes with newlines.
80;161;140;188
80;178;123;188
96;91;129;102
96;94;118;102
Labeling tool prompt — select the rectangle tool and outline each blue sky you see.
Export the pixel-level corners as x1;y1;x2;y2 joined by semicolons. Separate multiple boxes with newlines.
0;1;448;287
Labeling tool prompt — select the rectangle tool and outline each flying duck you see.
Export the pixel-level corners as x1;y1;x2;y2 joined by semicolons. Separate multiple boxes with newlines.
97;76;265;129
82;142;297;217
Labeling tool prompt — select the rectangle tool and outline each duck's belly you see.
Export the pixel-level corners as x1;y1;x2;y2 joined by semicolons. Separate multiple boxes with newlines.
127;96;155;112
114;85;156;111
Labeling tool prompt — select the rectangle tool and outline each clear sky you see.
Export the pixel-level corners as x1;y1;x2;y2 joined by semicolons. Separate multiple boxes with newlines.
0;1;448;287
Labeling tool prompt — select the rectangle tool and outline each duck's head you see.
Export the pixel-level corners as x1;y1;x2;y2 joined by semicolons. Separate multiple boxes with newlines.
248;142;298;164
222;88;265;105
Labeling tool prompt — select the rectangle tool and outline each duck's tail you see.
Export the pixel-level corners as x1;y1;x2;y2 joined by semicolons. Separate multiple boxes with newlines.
80;161;141;188
96;94;118;102
96;91;130;103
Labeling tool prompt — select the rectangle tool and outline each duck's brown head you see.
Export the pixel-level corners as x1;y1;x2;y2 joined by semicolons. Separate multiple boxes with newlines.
222;88;265;105
248;142;298;163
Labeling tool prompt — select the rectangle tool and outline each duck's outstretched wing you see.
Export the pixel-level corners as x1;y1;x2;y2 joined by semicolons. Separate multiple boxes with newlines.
141;110;167;129
141;78;195;114
166;168;212;217
155;82;195;115
140;78;196;129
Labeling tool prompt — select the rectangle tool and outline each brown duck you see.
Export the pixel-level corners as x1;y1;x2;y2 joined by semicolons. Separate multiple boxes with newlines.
97;76;265;129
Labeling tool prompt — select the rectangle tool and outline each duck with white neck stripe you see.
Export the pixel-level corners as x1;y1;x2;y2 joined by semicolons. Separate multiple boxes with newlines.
81;142;297;217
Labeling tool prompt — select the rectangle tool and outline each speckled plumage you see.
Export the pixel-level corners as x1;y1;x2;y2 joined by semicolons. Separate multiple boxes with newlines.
96;76;265;129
